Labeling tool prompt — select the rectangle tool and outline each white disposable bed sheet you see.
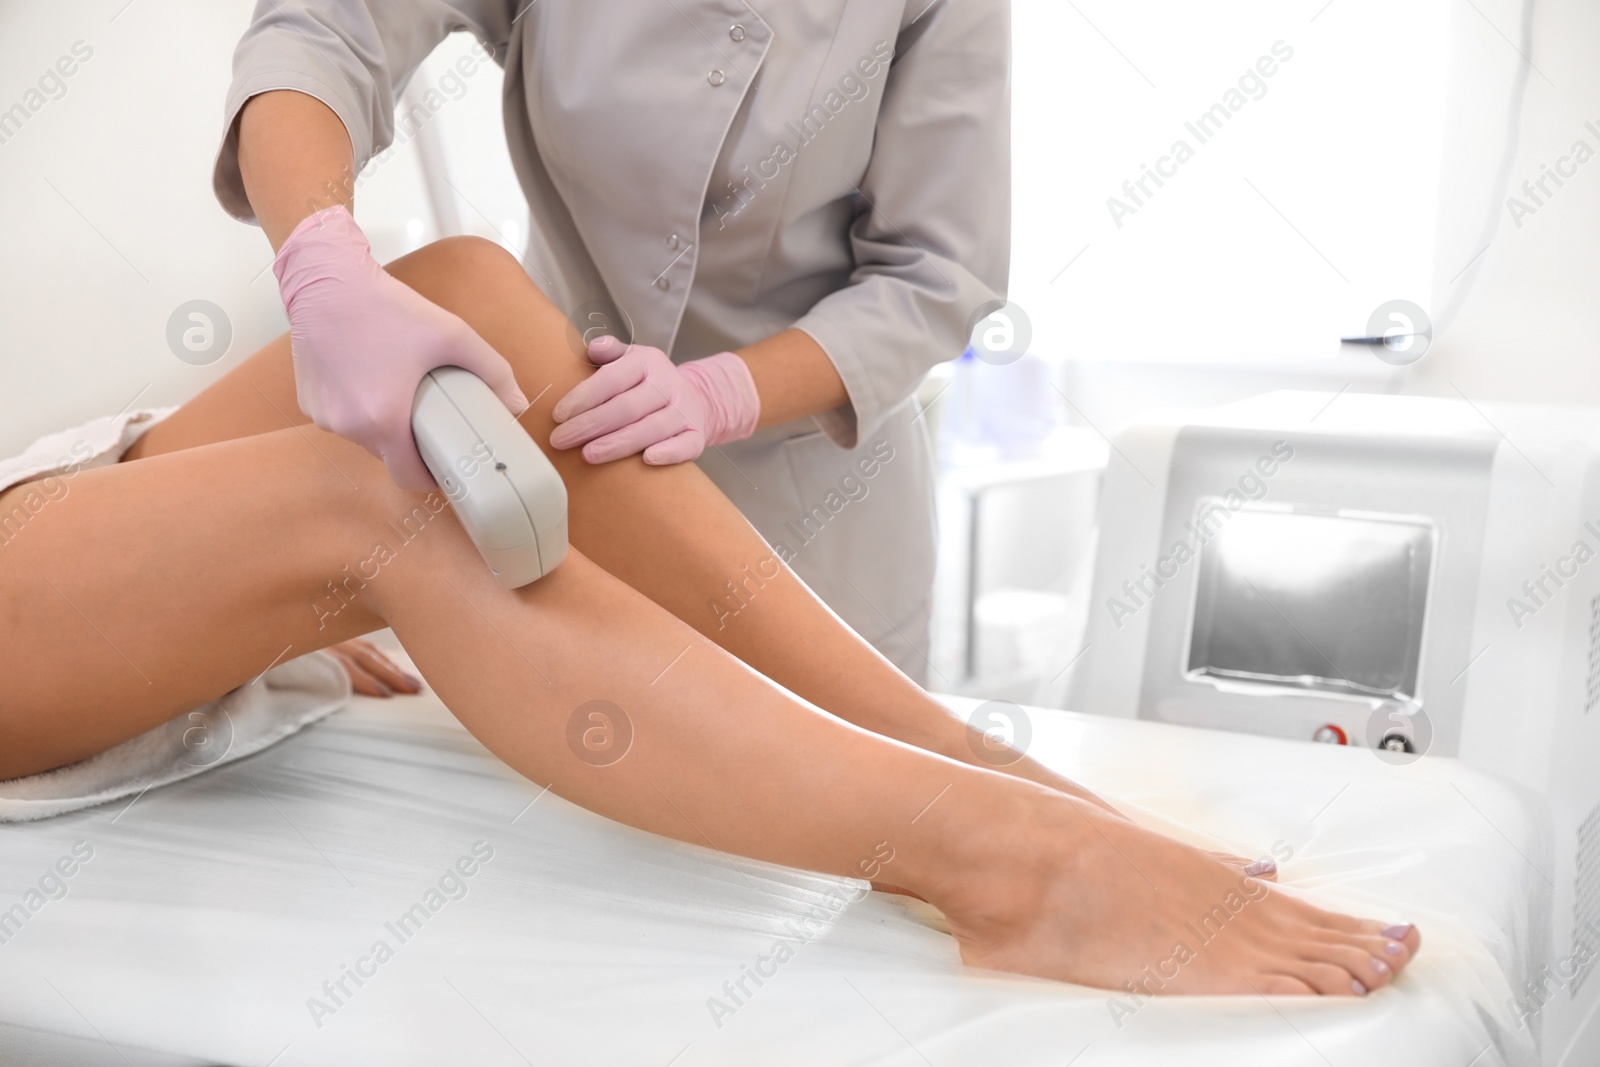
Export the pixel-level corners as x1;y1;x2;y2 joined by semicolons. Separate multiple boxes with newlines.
0;676;1549;1067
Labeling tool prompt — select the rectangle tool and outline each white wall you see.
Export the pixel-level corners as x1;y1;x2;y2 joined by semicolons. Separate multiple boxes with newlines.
0;2;519;457
0;1;280;455
1010;0;1456;366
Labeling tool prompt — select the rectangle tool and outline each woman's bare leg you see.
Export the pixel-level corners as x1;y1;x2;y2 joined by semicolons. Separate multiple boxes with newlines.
124;238;1116;814
0;419;1417;996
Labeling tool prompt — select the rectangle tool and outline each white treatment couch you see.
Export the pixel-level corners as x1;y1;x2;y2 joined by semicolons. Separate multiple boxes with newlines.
0;665;1549;1067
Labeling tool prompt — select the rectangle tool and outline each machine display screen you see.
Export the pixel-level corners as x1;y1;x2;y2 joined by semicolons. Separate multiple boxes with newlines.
1186;509;1433;699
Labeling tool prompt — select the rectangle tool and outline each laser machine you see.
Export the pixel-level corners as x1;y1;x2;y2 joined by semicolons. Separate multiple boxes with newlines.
1075;390;1600;1064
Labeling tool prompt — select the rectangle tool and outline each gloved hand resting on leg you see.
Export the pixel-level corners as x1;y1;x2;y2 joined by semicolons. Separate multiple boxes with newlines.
549;337;759;465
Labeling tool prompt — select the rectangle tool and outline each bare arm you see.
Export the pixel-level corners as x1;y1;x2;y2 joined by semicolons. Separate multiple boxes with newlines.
237;90;358;251
737;328;849;430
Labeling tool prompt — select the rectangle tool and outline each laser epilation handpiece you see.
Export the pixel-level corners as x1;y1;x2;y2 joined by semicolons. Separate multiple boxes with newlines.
411;367;567;588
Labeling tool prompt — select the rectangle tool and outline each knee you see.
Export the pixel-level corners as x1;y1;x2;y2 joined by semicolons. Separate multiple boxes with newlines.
425;234;522;278
328;474;464;624
386;235;531;311
390;234;522;284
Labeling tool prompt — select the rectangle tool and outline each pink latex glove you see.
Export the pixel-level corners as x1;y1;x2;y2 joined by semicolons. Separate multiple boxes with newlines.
272;205;529;491
549;337;759;464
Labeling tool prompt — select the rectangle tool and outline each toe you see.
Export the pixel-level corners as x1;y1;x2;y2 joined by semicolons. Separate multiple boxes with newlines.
1308;910;1422;959
1386;922;1422;956
1283;960;1369;997
1304;906;1368;935
1352;919;1421;959
1301;938;1396;991
1208;851;1279;881
1340;931;1412;973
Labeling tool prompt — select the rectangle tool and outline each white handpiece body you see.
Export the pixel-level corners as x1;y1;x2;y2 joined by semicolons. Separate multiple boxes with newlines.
411;367;568;588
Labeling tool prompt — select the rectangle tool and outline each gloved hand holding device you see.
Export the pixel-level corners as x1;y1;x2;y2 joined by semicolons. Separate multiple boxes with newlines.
272;205;529;491
549;336;759;465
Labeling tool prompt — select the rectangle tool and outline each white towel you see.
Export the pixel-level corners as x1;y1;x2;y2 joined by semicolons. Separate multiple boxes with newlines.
1;407;353;821
0;406;178;490
0;652;351;822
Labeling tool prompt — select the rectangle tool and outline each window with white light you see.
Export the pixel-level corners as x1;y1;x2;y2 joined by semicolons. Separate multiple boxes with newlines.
1008;0;1481;364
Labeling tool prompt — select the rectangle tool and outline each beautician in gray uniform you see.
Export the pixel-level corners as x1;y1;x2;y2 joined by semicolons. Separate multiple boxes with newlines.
212;0;1009;683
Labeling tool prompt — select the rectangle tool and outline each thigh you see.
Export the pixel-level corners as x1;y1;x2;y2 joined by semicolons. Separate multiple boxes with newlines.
0;427;396;778
123;332;304;461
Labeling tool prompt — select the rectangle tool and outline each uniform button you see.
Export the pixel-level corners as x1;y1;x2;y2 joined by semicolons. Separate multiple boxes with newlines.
707;69;726;87
666;234;680;250
729;24;746;41
655;276;671;291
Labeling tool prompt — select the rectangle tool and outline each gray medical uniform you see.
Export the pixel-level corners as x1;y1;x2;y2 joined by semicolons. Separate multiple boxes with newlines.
212;0;1010;683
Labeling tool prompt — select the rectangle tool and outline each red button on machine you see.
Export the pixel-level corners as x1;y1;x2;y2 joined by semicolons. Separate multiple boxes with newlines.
1312;724;1348;745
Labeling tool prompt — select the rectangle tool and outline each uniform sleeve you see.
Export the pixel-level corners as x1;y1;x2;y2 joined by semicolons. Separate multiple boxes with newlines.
792;0;1011;449
211;0;516;223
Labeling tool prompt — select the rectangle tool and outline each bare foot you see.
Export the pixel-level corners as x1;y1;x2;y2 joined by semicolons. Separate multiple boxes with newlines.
942;795;1419;996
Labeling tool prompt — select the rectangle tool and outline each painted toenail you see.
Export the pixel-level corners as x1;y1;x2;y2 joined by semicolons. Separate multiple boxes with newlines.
1351;979;1368;995
1244;859;1276;877
1384;941;1404;956
1381;923;1414;940
1370;958;1390;975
